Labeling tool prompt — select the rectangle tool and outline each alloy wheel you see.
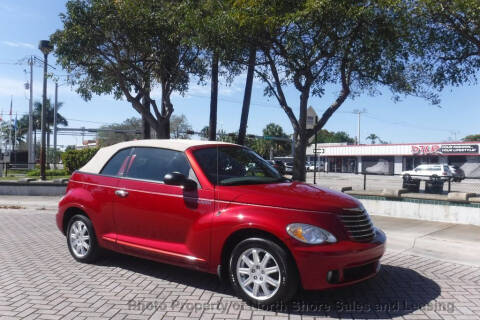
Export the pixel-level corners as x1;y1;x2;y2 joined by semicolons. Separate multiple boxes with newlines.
236;248;281;301
69;220;91;258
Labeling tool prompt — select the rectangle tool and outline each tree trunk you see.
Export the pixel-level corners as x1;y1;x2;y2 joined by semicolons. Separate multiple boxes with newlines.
209;53;219;141
155;118;170;139
142;115;151;139
237;47;256;146
292;90;310;181
142;77;151;139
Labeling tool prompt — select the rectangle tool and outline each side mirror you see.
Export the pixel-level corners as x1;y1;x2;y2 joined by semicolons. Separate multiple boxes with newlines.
164;172;197;191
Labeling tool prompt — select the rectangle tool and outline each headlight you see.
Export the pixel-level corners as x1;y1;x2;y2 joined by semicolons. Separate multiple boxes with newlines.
286;223;337;244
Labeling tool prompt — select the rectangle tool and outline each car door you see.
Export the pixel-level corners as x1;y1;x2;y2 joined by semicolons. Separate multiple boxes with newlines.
113;147;214;269
93;147;135;247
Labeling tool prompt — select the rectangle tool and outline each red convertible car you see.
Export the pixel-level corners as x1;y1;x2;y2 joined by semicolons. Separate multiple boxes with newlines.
57;140;385;305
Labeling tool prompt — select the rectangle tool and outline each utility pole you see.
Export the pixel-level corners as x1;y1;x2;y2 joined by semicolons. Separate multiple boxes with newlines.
353;109;367;145
28;56;34;169
53;81;58;169
39;40;53;181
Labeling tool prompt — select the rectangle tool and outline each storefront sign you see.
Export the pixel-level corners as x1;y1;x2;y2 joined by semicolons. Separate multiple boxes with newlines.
411;145;440;155
411;144;479;155
440;144;479;154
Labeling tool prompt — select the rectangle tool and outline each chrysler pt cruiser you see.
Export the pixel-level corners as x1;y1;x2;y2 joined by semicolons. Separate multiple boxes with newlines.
57;140;386;305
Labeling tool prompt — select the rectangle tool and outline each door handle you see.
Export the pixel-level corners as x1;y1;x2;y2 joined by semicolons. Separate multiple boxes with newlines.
115;190;129;198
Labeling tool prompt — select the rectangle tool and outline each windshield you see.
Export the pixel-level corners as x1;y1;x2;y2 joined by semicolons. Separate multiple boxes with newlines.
193;146;285;186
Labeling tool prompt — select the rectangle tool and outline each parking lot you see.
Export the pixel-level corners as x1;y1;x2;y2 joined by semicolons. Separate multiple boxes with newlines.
1;208;480;319
305;172;480;194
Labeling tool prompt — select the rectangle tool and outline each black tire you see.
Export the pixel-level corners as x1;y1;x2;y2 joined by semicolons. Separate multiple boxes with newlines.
228;238;299;306
66;214;100;263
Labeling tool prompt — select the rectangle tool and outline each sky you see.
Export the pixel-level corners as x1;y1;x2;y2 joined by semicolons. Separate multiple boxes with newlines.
0;0;479;149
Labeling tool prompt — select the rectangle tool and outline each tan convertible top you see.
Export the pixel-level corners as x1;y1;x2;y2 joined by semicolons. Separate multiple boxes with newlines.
79;139;236;174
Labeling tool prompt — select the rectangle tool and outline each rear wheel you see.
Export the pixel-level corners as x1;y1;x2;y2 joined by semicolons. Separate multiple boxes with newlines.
229;238;298;306
67;214;100;263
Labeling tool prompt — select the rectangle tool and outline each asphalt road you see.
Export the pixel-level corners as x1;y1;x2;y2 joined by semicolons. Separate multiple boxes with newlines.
0;206;479;319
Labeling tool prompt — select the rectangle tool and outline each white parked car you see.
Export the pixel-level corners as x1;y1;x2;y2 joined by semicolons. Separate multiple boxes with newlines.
401;164;452;181
307;162;324;172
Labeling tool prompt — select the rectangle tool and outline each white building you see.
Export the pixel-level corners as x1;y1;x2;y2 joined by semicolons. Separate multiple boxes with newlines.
306;141;480;177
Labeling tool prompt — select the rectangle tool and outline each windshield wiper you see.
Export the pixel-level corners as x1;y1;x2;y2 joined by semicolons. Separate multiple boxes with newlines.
220;177;287;186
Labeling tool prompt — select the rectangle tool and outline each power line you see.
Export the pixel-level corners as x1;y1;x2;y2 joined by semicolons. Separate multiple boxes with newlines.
363;114;460;134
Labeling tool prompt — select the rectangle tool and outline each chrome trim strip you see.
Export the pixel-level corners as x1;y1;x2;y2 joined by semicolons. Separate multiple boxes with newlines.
117;239;205;262
343;222;372;228
348;227;374;233
352;232;375;238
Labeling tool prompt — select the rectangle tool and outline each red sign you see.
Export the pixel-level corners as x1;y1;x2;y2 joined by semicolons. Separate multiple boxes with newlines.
411;145;441;155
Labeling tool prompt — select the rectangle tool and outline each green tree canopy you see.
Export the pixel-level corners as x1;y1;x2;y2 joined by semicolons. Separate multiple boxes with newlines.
262;123;291;157
417;0;480;88
238;0;436;180
463;134;480;141
51;0;206;138
314;130;355;144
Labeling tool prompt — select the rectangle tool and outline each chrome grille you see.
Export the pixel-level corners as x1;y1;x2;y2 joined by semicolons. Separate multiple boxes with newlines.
340;208;375;242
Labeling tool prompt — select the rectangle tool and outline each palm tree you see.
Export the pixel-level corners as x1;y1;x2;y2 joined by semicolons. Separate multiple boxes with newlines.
366;133;379;144
34;99;68;152
16;99;68;158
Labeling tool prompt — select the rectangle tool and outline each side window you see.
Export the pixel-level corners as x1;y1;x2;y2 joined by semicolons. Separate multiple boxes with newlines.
126;147;192;182
100;148;133;177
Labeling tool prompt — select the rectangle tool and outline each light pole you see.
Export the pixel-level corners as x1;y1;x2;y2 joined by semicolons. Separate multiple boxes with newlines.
27;56;34;169
53;81;58;169
39;40;53;181
353;108;367;145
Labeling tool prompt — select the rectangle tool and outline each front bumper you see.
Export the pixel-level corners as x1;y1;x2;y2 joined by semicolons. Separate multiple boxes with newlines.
291;228;386;290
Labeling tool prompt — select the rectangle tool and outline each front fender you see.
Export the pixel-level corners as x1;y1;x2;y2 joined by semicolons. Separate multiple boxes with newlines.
209;203;342;273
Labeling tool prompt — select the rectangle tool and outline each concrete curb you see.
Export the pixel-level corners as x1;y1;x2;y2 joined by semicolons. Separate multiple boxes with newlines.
0;181;67;196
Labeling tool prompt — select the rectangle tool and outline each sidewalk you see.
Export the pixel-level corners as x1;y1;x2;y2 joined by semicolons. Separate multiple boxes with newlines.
372;215;480;266
0;195;61;210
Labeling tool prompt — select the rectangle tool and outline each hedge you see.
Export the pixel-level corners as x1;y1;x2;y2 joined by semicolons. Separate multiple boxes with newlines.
61;148;99;174
26;168;68;177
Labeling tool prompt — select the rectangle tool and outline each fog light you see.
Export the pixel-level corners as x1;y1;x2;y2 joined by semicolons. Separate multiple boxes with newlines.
327;270;339;284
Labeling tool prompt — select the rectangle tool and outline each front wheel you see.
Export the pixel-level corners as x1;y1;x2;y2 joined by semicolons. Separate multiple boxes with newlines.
228;238;298;306
66;214;100;263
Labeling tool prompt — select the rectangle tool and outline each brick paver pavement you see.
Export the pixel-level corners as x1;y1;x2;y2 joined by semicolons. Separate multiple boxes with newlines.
0;209;479;320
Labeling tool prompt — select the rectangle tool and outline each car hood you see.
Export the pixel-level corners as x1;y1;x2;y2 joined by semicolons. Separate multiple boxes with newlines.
216;181;361;213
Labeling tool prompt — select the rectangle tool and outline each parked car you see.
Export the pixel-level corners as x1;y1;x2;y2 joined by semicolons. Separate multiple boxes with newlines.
401;164;452;181
57;140;385;305
305;161;312;172
449;165;465;182
284;162;293;174
267;160;286;175
307;161;325;172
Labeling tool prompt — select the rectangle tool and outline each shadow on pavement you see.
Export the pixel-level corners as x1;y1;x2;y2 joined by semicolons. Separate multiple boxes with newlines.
97;253;443;318
282;265;443;318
